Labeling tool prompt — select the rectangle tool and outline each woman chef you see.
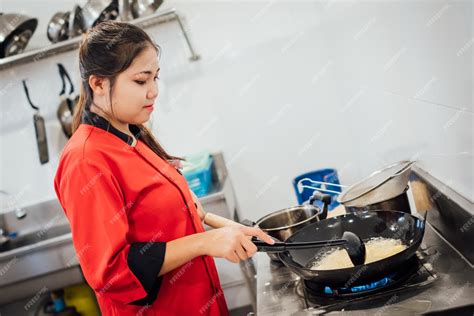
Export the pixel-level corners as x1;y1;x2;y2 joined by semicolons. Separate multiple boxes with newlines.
54;21;274;315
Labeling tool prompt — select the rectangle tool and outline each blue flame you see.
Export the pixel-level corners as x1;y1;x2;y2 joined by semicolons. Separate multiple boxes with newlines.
322;273;396;295
349;276;392;292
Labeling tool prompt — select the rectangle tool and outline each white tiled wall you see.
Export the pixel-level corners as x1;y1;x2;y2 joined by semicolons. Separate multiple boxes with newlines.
1;1;473;222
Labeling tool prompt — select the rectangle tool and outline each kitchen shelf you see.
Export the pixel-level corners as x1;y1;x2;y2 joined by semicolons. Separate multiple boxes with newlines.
0;8;200;71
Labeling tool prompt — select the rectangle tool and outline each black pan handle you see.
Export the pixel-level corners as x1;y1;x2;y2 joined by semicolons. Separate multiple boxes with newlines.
251;237;347;252
253;240;286;252
308;191;331;220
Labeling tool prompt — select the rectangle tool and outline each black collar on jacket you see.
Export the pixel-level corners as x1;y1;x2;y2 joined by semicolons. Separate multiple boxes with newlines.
81;109;141;146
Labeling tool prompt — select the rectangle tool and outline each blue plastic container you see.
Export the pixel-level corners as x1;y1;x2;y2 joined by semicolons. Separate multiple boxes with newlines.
292;168;342;210
182;152;214;198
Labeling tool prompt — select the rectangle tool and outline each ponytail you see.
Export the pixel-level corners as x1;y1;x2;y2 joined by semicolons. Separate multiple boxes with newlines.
71;82;88;134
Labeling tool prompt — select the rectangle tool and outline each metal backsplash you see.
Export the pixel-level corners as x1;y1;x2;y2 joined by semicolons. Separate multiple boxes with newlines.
410;166;474;264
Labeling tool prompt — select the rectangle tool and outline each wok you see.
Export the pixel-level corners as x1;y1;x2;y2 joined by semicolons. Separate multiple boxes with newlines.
278;210;426;287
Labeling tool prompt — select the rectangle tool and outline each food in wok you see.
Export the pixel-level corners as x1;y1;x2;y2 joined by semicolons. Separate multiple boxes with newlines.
310;237;407;270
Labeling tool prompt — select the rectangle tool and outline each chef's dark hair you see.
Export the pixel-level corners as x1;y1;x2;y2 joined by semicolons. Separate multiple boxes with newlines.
72;20;182;162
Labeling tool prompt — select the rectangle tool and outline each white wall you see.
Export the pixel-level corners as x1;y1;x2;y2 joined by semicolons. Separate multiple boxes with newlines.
1;1;473;221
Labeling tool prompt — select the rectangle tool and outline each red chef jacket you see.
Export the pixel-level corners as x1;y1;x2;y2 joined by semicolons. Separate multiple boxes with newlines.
54;110;229;315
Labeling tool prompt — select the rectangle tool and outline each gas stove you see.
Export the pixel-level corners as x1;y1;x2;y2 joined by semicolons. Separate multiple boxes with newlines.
298;249;438;312
255;222;474;315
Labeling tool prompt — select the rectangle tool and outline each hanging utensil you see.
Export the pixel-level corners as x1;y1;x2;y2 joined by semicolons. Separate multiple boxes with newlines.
47;11;70;43
118;0;134;21
22;80;49;164
68;5;84;39
131;0;163;19
81;0;119;31
56;63;78;138
0;13;38;58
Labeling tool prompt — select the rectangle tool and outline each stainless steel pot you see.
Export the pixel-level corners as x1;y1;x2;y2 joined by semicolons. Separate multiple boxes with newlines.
81;0;119;30
246;191;331;261
254;205;322;240
47;11;70;43
57;95;79;138
131;0;163;19
338;161;415;207
0;13;38;58
345;187;411;214
68;5;85;38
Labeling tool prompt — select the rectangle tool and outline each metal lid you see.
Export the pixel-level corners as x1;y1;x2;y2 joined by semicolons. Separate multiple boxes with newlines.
338;161;414;204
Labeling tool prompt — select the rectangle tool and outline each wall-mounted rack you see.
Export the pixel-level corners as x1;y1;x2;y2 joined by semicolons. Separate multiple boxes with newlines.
0;8;200;71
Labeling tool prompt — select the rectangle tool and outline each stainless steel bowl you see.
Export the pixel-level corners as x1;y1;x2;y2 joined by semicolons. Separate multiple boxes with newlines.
0;13;38;58
47;11;70;43
68;5;85;38
338;161;415;207
131;0;163;19
254;202;328;261
256;204;322;242
345;187;412;214
81;0;119;30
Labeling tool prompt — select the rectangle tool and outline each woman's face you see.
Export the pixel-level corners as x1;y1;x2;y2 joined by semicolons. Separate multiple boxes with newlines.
106;45;160;125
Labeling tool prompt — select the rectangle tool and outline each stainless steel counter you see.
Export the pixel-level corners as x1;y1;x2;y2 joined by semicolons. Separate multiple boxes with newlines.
255;221;474;315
